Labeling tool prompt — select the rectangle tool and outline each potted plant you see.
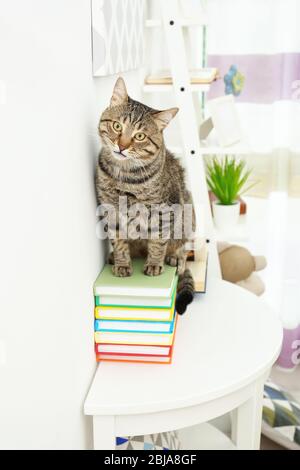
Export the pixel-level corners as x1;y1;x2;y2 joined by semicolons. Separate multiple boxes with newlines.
206;156;254;230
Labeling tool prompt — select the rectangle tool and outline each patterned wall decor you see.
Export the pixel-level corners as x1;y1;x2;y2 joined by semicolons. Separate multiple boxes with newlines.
91;0;145;76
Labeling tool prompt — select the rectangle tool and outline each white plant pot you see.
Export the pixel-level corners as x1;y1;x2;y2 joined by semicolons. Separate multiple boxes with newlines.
213;200;240;231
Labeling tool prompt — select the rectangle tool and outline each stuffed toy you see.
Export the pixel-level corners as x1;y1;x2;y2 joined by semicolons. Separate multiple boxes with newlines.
217;242;267;296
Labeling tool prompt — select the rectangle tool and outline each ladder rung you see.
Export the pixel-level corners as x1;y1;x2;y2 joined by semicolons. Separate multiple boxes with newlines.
168;145;251;156
146;17;208;28
198;144;251;155
143;83;210;93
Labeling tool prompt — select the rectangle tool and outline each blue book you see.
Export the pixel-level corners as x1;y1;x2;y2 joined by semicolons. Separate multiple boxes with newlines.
94;315;176;334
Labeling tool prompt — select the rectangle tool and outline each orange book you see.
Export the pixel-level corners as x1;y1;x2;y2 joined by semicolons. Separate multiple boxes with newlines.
96;353;173;364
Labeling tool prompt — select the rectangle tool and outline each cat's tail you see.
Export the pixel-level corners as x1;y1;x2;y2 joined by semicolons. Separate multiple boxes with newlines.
175;269;195;315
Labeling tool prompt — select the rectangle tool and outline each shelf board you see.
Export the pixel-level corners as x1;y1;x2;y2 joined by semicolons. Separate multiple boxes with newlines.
166;140;274;156
166;143;251;156
146;17;208;28
212;216;249;244
143;83;210;93
178;423;236;450
198;144;252;155
199;136;273;155
199;144;276;155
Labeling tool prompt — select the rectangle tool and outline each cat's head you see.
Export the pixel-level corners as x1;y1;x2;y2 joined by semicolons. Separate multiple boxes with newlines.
98;77;178;168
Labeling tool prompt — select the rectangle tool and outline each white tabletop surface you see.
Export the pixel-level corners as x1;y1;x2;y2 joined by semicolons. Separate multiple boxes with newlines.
84;278;282;416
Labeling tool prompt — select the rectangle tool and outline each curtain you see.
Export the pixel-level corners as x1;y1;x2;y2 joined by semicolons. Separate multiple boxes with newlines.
206;1;300;377
206;0;300;197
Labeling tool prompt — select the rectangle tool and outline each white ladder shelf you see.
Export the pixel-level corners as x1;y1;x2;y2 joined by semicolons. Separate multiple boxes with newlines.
145;0;221;277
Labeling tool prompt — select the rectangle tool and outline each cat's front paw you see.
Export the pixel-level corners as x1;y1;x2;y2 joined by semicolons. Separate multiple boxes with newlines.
165;255;185;274
112;264;133;277
165;255;178;267
144;263;164;276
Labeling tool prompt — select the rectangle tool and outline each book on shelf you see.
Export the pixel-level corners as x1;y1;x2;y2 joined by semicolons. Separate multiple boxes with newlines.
145;68;219;85
186;246;208;294
186;243;208;293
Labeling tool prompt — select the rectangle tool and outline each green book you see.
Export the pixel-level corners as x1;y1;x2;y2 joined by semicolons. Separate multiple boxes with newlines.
93;259;177;299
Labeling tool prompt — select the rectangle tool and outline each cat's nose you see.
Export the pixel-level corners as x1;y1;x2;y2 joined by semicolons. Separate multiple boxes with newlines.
118;136;131;153
118;144;127;152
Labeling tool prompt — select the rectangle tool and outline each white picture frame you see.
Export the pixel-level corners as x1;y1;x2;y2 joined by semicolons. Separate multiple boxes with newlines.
207;95;243;147
91;0;145;77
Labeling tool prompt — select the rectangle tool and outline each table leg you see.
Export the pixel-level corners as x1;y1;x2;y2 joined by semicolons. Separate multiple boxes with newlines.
93;415;115;450
231;379;264;450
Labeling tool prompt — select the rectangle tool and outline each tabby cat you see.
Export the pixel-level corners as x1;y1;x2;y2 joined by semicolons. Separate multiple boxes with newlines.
95;77;195;314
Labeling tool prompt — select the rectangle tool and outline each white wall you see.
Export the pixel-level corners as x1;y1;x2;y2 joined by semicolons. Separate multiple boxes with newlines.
0;0;142;449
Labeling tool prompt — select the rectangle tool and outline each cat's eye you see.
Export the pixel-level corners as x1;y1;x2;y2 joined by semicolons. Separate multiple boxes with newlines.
112;121;122;132
134;132;146;141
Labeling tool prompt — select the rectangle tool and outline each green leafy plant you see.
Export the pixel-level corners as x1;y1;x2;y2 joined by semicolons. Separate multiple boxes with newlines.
206;156;255;205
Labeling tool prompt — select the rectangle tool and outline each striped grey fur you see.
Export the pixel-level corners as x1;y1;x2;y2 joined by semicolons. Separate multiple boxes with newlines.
95;78;196;314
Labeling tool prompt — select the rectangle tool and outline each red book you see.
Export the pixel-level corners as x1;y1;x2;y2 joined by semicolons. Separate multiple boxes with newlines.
95;342;175;364
95;343;172;357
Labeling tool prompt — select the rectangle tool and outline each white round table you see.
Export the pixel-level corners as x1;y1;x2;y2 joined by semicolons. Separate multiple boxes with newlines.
84;279;282;450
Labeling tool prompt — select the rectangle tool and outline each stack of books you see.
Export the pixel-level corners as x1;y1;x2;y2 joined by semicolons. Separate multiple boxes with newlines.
93;259;178;364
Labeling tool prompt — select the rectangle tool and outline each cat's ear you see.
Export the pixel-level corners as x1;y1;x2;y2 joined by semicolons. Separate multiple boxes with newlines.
152;107;179;131
110;77;128;107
